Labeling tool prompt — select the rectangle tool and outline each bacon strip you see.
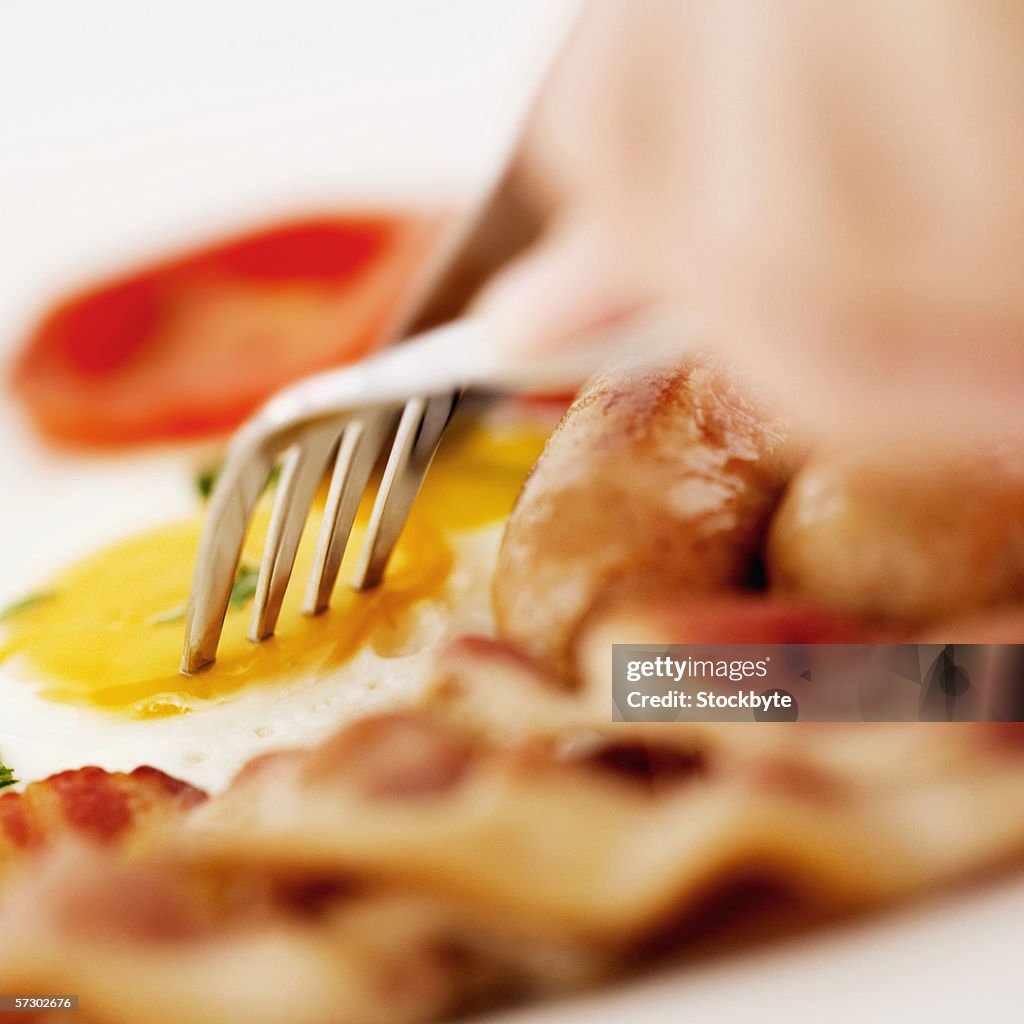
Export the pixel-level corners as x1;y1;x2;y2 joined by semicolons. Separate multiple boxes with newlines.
3;683;1024;1024
0;766;205;872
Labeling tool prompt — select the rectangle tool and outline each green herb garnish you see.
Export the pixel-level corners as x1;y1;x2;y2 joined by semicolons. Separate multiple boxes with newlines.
0;591;56;622
196;463;280;501
229;564;260;609
147;603;188;626
147;565;260;626
0;759;17;790
147;564;258;628
196;466;220;499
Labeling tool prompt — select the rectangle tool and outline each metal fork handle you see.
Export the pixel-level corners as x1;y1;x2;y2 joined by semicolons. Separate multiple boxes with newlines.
393;167;545;339
256;308;683;426
320;169;544;592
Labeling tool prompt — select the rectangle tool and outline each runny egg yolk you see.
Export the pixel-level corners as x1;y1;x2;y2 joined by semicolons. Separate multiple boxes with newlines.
0;420;548;718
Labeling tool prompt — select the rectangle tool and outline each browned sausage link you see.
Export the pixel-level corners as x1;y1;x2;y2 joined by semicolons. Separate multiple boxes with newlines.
767;443;1024;627
493;354;794;679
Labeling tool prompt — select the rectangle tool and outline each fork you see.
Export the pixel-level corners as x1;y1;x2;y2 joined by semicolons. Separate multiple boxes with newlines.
180;173;681;675
180;169;534;674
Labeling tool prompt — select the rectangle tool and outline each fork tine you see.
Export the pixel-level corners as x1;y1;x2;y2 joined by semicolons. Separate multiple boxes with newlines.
352;390;461;591
248;425;340;642
303;408;397;615
181;438;280;674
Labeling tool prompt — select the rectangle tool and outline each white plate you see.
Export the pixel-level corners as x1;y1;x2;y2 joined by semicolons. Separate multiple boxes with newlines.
1;3;1020;1021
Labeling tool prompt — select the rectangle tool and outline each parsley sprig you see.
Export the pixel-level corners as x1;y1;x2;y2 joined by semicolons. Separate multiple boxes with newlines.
228;564;260;609
0;591;55;622
196;464;280;501
149;563;261;626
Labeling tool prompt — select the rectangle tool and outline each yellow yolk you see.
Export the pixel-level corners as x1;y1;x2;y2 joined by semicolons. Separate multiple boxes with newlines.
0;420;548;718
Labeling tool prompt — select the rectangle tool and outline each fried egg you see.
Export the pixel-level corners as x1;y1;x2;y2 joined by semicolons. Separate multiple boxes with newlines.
0;412;549;793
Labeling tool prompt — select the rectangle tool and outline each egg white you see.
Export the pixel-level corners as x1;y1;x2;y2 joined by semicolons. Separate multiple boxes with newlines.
0;522;500;794
0;397;514;795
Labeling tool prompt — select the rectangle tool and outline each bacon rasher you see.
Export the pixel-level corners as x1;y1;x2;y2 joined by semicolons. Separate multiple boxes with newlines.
0;765;205;874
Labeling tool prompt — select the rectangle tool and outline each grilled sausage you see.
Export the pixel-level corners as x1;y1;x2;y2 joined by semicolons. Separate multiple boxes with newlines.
767;443;1024;626
493;354;794;678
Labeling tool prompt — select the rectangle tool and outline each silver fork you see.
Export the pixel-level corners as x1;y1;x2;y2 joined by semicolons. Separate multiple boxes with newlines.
179;170;542;674
180;166;681;674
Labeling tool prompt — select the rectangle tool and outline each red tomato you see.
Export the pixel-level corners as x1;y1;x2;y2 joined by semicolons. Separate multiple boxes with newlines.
9;213;445;446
